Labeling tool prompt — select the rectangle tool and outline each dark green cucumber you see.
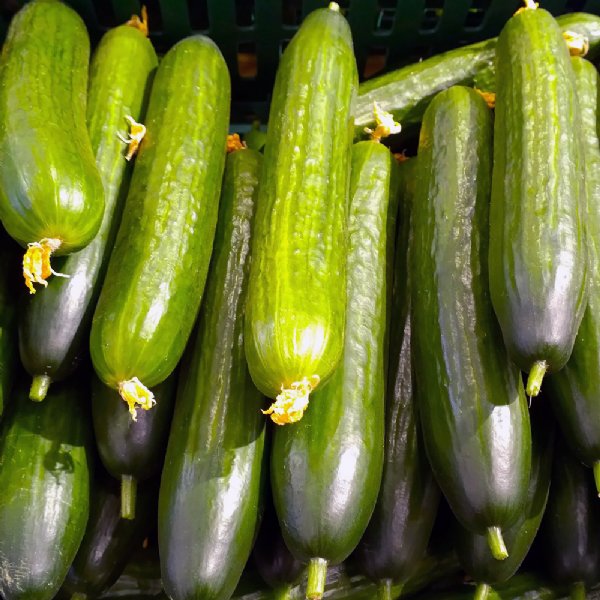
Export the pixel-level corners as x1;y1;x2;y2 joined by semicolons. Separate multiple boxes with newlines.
489;7;587;396
454;403;555;600
60;475;154;599
548;56;600;494
159;147;266;600
0;0;104;269
90;35;230;416
244;2;357;419
412;86;531;560
19;21;158;403
354;13;600;139
0;378;91;600
355;158;440;599
539;437;600;597
271;138;396;599
92;373;176;520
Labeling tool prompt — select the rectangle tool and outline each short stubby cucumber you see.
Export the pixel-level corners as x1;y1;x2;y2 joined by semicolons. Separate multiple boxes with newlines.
0;0;104;293
489;6;587;397
412;86;531;562
244;2;357;424
90;34;230;419
19;16;158;403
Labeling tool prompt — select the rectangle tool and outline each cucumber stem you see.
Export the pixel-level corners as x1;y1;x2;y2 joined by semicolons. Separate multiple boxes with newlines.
328;2;340;12
593;461;600;497
570;582;586;600
526;360;547;397
486;526;508;560
306;557;328;599
121;474;137;520
71;593;88;600
29;374;51;402
474;582;491;600
377;579;393;600
273;585;293;600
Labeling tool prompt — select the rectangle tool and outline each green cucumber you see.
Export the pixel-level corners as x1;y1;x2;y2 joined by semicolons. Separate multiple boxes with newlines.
548;56;600;494
489;6;587;396
271;137;397;600
354;12;600;139
412;86;531;560
92;373;176;520
158;147;266;600
0;0;104;291
354;158;440;599
0;378;91;600
19;20;157;403
90;34;230;418
454;403;555;600
244;2;357;422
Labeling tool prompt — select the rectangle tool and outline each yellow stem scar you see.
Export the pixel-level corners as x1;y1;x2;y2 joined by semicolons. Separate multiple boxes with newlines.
118;377;155;422
474;88;496;109
126;5;149;36
227;133;246;153
515;0;538;14
364;102;402;141
262;375;320;425
117;115;146;161
23;238;68;294
563;31;589;57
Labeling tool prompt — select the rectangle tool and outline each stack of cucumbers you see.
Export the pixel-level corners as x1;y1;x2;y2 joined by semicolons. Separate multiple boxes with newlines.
0;0;600;599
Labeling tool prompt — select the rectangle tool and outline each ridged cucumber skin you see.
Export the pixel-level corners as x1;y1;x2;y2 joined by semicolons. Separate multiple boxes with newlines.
355;158;440;584
92;373;176;482
354;13;600;139
19;24;157;395
60;476;153;599
454;404;555;586
90;35;230;391
548;57;600;471
0;0;103;253
489;8;587;376
159;148;266;600
271;140;395;566
244;5;357;399
0;379;91;600
412;86;531;537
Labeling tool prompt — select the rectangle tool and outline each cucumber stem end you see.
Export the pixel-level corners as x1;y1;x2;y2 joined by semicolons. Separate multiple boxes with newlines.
306;557;328;599
571;582;587;600
378;579;394;600
526;360;547;397
30;374;51;402
486;526;508;560
121;474;137;520
474;582;491;600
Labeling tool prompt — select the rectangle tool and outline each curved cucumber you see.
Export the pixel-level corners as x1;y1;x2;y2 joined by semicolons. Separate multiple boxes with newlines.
0;379;91;600
244;2;357;422
19;21;158;402
355;158;440;594
0;0;104;288
92;373;176;520
548;57;600;493
412;86;531;558
271;139;396;599
90;35;230;418
158;148;266;600
489;7;587;395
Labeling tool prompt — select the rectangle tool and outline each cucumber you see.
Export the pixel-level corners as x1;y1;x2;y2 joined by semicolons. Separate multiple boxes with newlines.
271;136;397;599
0;378;91;600
158;147;266;600
60;475;154;600
0;0;104;292
354;13;600;139
19;19;158;403
92;373;176;520
454;403;555;600
244;2;357;422
90;34;230;419
412;86;531;561
489;6;587;396
354;158;440;600
547;56;600;495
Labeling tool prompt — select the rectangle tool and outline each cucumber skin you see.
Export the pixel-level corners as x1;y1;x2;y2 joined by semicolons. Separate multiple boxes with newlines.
548;58;600;468
19;24;157;390
244;5;357;399
354;13;600;139
489;8;587;375
90;35;230;391
0;0;103;253
412;86;531;536
271;140;394;565
159;149;266;600
0;379;91;600
355;158;440;583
